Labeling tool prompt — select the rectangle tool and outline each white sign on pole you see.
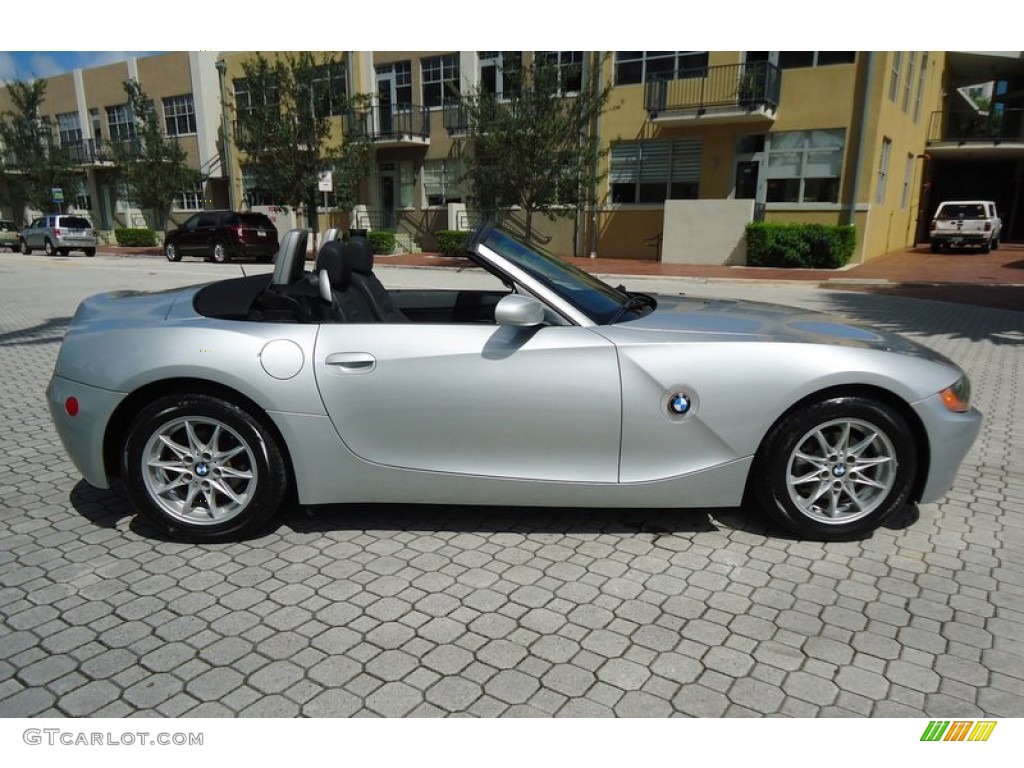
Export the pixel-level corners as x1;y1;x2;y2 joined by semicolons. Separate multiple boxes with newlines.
318;171;333;192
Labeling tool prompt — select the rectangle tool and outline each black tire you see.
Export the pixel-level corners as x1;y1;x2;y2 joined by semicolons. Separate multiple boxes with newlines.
211;240;229;263
990;236;999;251
121;394;288;542
929;242;939;253
752;395;917;540
165;243;181;262
83;247;96;257
981;240;990;253
20;239;31;255
44;239;56;256
59;248;69;256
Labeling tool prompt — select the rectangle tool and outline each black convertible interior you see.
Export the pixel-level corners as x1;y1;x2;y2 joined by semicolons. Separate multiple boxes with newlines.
193;230;507;325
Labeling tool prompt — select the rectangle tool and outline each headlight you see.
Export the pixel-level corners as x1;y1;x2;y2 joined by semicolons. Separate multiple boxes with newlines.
939;375;972;413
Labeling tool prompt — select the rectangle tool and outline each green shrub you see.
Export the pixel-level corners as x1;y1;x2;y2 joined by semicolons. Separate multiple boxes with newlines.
366;230;396;255
435;229;469;257
746;223;855;268
114;227;157;247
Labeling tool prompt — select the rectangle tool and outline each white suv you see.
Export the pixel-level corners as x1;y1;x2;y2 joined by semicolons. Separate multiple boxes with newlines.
20;215;98;257
929;200;1001;253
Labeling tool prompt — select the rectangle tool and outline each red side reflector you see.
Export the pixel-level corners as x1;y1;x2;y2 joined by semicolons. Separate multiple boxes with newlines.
65;397;79;416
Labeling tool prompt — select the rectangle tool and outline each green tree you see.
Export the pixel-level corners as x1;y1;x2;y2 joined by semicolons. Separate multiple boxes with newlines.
457;53;614;243
0;78;81;223
232;52;373;238
111;79;201;230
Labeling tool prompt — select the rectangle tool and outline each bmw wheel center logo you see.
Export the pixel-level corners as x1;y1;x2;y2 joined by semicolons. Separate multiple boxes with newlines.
670;393;691;414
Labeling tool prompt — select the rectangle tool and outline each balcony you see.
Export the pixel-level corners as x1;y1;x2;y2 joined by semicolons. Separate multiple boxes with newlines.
927;107;1024;158
345;104;430;146
644;62;781;126
443;94;521;137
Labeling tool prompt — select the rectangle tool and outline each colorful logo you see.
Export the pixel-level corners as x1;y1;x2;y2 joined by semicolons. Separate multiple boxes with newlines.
921;721;997;742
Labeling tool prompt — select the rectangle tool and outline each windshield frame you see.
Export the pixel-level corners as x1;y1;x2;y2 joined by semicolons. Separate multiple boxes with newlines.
469;224;641;326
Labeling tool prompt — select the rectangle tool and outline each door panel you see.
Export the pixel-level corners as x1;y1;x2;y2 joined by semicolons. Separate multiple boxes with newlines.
314;323;621;482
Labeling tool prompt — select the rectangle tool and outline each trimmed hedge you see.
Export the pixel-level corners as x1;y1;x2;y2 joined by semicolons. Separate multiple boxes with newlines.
746;223;855;269
366;230;396;255
435;229;469;257
114;227;157;247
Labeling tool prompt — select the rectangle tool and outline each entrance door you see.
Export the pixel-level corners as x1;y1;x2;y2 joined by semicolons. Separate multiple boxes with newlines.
735;161;760;199
733;134;766;212
379;165;396;229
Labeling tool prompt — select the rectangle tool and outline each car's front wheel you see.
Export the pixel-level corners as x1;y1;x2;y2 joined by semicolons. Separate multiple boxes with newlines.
122;394;288;542
752;395;917;540
165;243;181;262
44;239;56;256
19;239;31;255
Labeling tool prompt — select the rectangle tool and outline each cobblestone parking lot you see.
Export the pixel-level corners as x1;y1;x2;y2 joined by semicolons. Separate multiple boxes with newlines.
1;253;1022;717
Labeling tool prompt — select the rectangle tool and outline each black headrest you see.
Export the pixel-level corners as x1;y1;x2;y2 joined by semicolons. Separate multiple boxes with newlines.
346;236;374;274
315;240;351;291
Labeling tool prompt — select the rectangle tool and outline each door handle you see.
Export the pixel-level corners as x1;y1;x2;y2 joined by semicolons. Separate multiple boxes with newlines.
325;352;377;373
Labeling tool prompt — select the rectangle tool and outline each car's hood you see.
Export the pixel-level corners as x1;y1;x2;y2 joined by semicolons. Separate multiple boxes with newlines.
619;293;953;363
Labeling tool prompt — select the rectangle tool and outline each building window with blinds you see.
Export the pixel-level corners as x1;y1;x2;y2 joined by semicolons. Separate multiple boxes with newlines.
764;129;844;203
422;159;463;206
609;139;702;203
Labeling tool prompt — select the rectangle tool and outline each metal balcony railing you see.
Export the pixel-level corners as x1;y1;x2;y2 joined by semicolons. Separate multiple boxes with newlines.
346;104;430;142
927;107;1024;144
443;93;522;135
645;62;781;116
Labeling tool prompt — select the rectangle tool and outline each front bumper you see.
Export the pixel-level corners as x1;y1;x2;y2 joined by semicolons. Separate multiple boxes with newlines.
912;392;983;504
47;374;126;489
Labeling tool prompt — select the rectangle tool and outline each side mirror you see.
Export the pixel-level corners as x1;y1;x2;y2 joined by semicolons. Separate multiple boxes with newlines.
494;294;545;327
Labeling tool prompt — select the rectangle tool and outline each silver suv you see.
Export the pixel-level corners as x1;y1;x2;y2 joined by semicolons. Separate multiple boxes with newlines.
20;214;97;256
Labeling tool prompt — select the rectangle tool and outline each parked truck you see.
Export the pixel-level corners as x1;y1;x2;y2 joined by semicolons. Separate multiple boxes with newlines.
929;200;1001;253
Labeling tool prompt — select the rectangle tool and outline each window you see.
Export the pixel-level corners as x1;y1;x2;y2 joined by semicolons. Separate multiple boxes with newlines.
56;112;82;146
913;53;929;123
422;159;464;206
610;138;702;203
901;153;914;209
764;129;845;204
115;181;137;211
876;138;892;204
307;63;347;117
536;51;584;94
376;61;413;106
241;167;274;206
889;52;903;102
89;108;101;140
422;54;460;108
173;186;203;210
234;78;279;118
163;94;197;136
775;52;856;70
902;53;915;113
73;179;91;211
106;104;135;141
614;52;708;85
479;52;521;99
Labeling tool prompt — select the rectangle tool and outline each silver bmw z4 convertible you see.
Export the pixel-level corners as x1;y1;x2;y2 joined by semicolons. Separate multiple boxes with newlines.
48;224;981;543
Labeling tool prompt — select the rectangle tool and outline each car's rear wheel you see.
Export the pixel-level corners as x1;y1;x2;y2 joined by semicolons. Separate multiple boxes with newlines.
20;239;31;255
83;247;95;257
991;236;999;251
211;241;229;263
59;248;69;256
752;395;917;540
44;239;56;256
122;394;288;542
165;243;181;262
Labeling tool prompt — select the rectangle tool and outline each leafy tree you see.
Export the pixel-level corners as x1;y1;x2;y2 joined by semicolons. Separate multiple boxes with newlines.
457;53;614;243
232;52;373;238
112;79;201;230
0;78;82;223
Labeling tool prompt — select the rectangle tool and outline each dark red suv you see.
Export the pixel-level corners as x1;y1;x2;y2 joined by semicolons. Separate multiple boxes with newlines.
164;210;279;263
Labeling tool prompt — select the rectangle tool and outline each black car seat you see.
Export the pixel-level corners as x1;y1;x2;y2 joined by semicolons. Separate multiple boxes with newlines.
315;241;378;323
345;236;409;323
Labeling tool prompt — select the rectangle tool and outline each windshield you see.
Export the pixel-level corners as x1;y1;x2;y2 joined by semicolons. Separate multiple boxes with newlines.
477;227;643;324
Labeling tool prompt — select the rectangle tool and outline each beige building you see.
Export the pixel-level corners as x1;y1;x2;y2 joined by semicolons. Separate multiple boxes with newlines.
4;50;1022;261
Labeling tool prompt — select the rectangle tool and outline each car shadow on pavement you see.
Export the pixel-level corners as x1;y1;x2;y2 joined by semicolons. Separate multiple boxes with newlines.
821;290;1023;345
0;316;72;347
69;480;174;541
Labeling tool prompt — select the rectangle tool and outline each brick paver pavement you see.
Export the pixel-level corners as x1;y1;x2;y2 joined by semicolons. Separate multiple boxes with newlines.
0;253;1021;717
